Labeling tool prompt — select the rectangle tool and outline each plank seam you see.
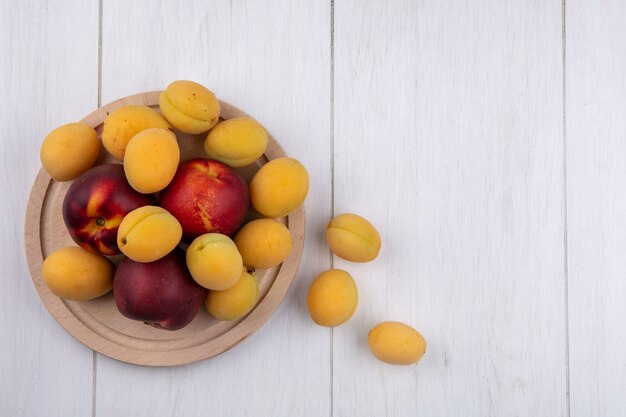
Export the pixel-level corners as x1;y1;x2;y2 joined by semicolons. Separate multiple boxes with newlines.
93;1;103;416
329;1;335;417
92;351;97;417
562;1;571;416
97;0;103;110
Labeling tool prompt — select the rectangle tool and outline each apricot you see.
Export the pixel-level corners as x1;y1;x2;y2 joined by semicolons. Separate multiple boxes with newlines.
250;157;309;218
40;122;100;181
234;219;292;269
159;80;220;134
117;206;182;262
368;321;426;365
204;117;267;167
101;105;170;160
123;128;180;193
326;213;381;262
307;269;358;327
205;268;259;321
186;233;243;290
41;246;114;301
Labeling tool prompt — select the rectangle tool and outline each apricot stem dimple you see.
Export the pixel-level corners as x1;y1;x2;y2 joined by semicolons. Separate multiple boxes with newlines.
96;217;105;227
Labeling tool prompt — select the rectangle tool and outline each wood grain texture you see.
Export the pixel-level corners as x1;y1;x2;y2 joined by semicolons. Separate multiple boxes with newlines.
24;92;305;366
0;1;98;416
567;2;626;416
333;1;566;416
8;1;626;415
95;0;331;416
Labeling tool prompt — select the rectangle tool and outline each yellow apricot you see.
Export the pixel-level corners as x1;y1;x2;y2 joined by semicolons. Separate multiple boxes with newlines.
41;246;114;301
368;321;426;365
159;80;220;134
250;157;309;218
186;233;243;290
326;213;381;262
234;219;292;269
40;122;100;181
102;105;170;160
205;268;259;321
117;206;182;262
204;117;268;167
307;269;358;327
123;128;180;193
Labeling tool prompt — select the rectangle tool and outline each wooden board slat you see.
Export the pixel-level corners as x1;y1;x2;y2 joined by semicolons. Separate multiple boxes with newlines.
567;2;626;416
95;0;331;415
0;1;98;416
333;1;567;416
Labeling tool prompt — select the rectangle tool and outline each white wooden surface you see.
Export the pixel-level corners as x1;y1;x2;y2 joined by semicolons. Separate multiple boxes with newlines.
1;1;625;416
0;1;97;416
96;1;330;416
333;1;567;416
567;2;626;417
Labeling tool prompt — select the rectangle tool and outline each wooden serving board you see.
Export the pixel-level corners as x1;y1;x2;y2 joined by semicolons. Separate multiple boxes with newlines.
24;92;305;367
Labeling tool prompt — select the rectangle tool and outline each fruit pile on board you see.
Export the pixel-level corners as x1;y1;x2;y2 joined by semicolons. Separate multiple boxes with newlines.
40;80;308;330
37;80;426;366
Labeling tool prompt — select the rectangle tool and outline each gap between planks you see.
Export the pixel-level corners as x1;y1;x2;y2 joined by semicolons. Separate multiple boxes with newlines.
329;1;336;417
93;1;103;417
561;1;571;417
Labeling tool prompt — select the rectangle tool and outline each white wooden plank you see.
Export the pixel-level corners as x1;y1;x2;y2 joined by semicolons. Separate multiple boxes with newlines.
333;1;566;416
567;2;626;416
0;1;98;416
96;1;331;416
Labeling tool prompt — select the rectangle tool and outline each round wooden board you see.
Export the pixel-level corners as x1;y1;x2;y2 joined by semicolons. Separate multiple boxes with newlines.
24;91;305;367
